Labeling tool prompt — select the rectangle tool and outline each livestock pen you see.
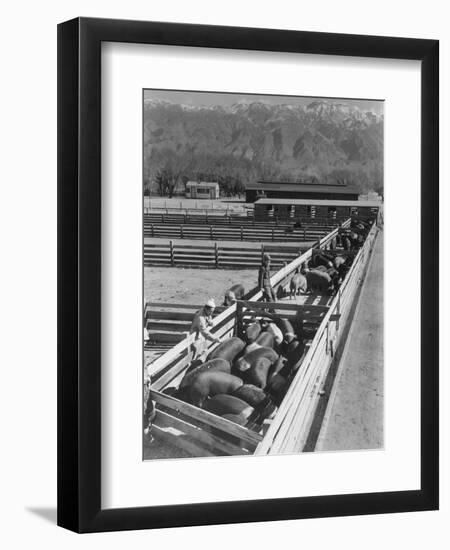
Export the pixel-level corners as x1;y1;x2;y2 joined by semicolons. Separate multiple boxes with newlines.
144;217;379;457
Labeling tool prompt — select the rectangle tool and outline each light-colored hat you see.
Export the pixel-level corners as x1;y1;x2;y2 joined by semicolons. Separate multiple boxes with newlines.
205;298;216;308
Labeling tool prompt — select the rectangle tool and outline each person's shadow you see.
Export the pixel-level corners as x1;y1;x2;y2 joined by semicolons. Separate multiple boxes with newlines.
26;507;57;524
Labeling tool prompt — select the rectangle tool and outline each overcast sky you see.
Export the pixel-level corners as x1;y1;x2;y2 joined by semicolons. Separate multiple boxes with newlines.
144;89;384;115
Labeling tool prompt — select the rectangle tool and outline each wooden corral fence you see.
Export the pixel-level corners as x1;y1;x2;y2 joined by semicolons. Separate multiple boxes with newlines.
148;300;328;458
254;221;379;454
144;222;338;243
144;218;382;456
144;211;344;228
145;302;226;346
144;241;307;269
146;220;351;366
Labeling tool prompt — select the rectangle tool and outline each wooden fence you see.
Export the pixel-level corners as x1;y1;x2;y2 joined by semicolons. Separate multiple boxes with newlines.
145;218;381;456
144;212;344;227
144;241;307;269
147;220;351;369
144;223;337;242
254;221;379;454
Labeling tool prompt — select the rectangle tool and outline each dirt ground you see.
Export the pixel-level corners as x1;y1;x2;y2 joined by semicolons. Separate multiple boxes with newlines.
144;266;257;306
316;230;384;451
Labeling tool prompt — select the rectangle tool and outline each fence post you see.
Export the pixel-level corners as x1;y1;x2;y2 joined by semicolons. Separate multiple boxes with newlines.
236;300;243;339
240;226;243;241
169;240;174;266
214;242;219;268
210;225;213;239
151;224;154;237
303;228;306;241
337;289;341;331
261;243;265;262
180;225;184;238
272;227;275;241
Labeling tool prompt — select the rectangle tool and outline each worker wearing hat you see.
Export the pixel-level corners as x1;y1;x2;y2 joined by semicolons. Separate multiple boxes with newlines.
189;298;221;361
258;253;276;302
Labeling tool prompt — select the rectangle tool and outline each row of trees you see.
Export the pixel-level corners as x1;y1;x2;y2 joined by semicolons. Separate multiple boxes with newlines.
143;147;383;198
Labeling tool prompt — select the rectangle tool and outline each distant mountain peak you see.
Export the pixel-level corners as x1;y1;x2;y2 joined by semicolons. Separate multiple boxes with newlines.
143;97;383;195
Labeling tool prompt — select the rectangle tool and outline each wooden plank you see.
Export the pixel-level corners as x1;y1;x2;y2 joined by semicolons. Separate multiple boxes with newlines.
145;302;203;310
151;353;192;390
155;410;250;456
151;390;262;448
146;332;186;343
147;320;192;331
237;300;329;313
146;310;196;321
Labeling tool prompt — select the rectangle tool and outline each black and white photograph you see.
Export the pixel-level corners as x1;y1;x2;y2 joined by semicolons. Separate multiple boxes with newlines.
143;89;384;460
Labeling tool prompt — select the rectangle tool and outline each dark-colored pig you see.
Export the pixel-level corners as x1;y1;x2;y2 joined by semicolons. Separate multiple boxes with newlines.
234;347;279;375
179;358;231;389
204;394;254;417
232;384;268;408
207;336;245;363
223;283;245;306
187;371;243;408
312;252;334;269
306;269;333;293
244;356;273;389
245;321;262;343
255;331;274;349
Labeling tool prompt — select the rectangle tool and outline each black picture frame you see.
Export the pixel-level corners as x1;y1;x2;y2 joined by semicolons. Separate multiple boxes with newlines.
57;17;439;533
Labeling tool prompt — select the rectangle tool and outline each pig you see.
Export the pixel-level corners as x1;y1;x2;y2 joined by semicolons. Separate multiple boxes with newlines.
266;355;287;384
179;358;231;389
255;331;274;349
312;252;334;269
243;356;273;389
232;384;268;408
187;371;243;408
334;256;346;269
207;337;245;363
234;347;279;375
305;269;333;293
243;329;274;354
204;394;254;418
258;314;295;344
342;236;352;251
265;322;283;345
275;318;296;344
266;373;289;407
245;321;261;343
290;273;308;298
223;283;245;306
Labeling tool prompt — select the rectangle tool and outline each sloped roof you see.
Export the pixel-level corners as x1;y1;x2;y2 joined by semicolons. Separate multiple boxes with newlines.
186;181;219;188
245;182;359;194
255;198;381;207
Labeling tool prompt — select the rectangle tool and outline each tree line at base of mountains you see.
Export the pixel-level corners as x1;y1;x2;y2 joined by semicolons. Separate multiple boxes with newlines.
143;148;383;198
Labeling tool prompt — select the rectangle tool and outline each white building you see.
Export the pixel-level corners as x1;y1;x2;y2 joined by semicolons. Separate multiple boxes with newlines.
185;181;220;199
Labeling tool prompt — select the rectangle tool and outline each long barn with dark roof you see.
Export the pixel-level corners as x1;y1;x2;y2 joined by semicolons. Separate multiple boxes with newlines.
245;181;360;203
